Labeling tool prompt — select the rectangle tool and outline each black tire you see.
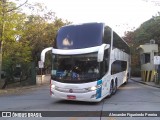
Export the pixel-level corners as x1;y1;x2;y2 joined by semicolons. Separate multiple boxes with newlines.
113;80;117;95
108;81;114;97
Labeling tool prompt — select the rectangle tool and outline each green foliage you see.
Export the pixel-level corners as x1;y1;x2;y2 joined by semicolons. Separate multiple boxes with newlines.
0;1;71;83
134;16;160;45
3;41;32;80
123;15;160;76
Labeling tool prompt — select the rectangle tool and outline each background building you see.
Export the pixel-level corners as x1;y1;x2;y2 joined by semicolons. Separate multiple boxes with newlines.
137;40;158;82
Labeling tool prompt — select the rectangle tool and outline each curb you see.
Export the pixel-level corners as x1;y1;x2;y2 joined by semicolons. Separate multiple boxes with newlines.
130;78;160;89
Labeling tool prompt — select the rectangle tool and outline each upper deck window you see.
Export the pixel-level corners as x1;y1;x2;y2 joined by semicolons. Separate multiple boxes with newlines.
56;23;104;49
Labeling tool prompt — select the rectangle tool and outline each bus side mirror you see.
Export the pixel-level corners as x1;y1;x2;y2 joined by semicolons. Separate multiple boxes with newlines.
97;44;110;62
97;52;104;62
41;47;52;62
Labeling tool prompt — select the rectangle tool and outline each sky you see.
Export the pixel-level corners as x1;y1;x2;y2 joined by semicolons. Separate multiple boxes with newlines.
25;0;160;36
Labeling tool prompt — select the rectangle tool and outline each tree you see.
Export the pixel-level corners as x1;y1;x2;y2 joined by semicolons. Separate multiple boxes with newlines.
0;0;28;87
0;1;71;88
21;3;71;66
123;14;160;76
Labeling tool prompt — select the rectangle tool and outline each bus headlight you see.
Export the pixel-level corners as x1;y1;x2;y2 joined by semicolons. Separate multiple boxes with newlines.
90;86;97;91
86;84;102;91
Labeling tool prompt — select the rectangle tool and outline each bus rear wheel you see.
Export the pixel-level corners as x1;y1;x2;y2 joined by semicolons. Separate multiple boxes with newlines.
112;80;117;95
108;81;114;97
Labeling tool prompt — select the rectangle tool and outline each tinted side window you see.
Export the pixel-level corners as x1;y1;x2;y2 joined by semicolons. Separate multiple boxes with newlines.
113;32;130;54
99;49;109;77
111;60;127;75
104;49;109;73
121;61;127;71
103;26;111;45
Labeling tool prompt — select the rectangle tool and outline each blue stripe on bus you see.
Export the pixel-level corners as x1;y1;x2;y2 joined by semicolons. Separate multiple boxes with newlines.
96;80;102;99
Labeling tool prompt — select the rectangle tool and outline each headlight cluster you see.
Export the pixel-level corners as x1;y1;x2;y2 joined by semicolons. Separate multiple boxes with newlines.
51;84;102;92
85;84;102;91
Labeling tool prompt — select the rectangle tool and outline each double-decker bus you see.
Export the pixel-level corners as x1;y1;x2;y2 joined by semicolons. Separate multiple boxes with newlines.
41;23;130;102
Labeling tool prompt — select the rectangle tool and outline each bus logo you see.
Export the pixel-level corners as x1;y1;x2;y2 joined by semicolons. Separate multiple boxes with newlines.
69;89;73;93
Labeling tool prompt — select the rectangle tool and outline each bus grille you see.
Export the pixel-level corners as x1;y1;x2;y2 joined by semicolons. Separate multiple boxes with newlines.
55;87;88;93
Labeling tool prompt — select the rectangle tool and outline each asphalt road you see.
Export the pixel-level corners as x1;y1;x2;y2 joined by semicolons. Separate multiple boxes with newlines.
0;79;160;120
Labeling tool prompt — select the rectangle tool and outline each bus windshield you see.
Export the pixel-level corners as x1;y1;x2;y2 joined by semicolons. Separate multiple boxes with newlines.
51;53;100;83
56;23;103;49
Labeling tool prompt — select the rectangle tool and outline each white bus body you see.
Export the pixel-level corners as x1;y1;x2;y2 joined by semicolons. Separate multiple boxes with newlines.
41;23;130;102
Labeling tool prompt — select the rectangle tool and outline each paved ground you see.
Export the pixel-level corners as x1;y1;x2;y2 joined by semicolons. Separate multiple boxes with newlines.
1;77;159;96
0;78;160;120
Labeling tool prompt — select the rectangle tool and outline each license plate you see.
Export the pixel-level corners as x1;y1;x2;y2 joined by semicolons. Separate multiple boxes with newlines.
67;95;76;100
